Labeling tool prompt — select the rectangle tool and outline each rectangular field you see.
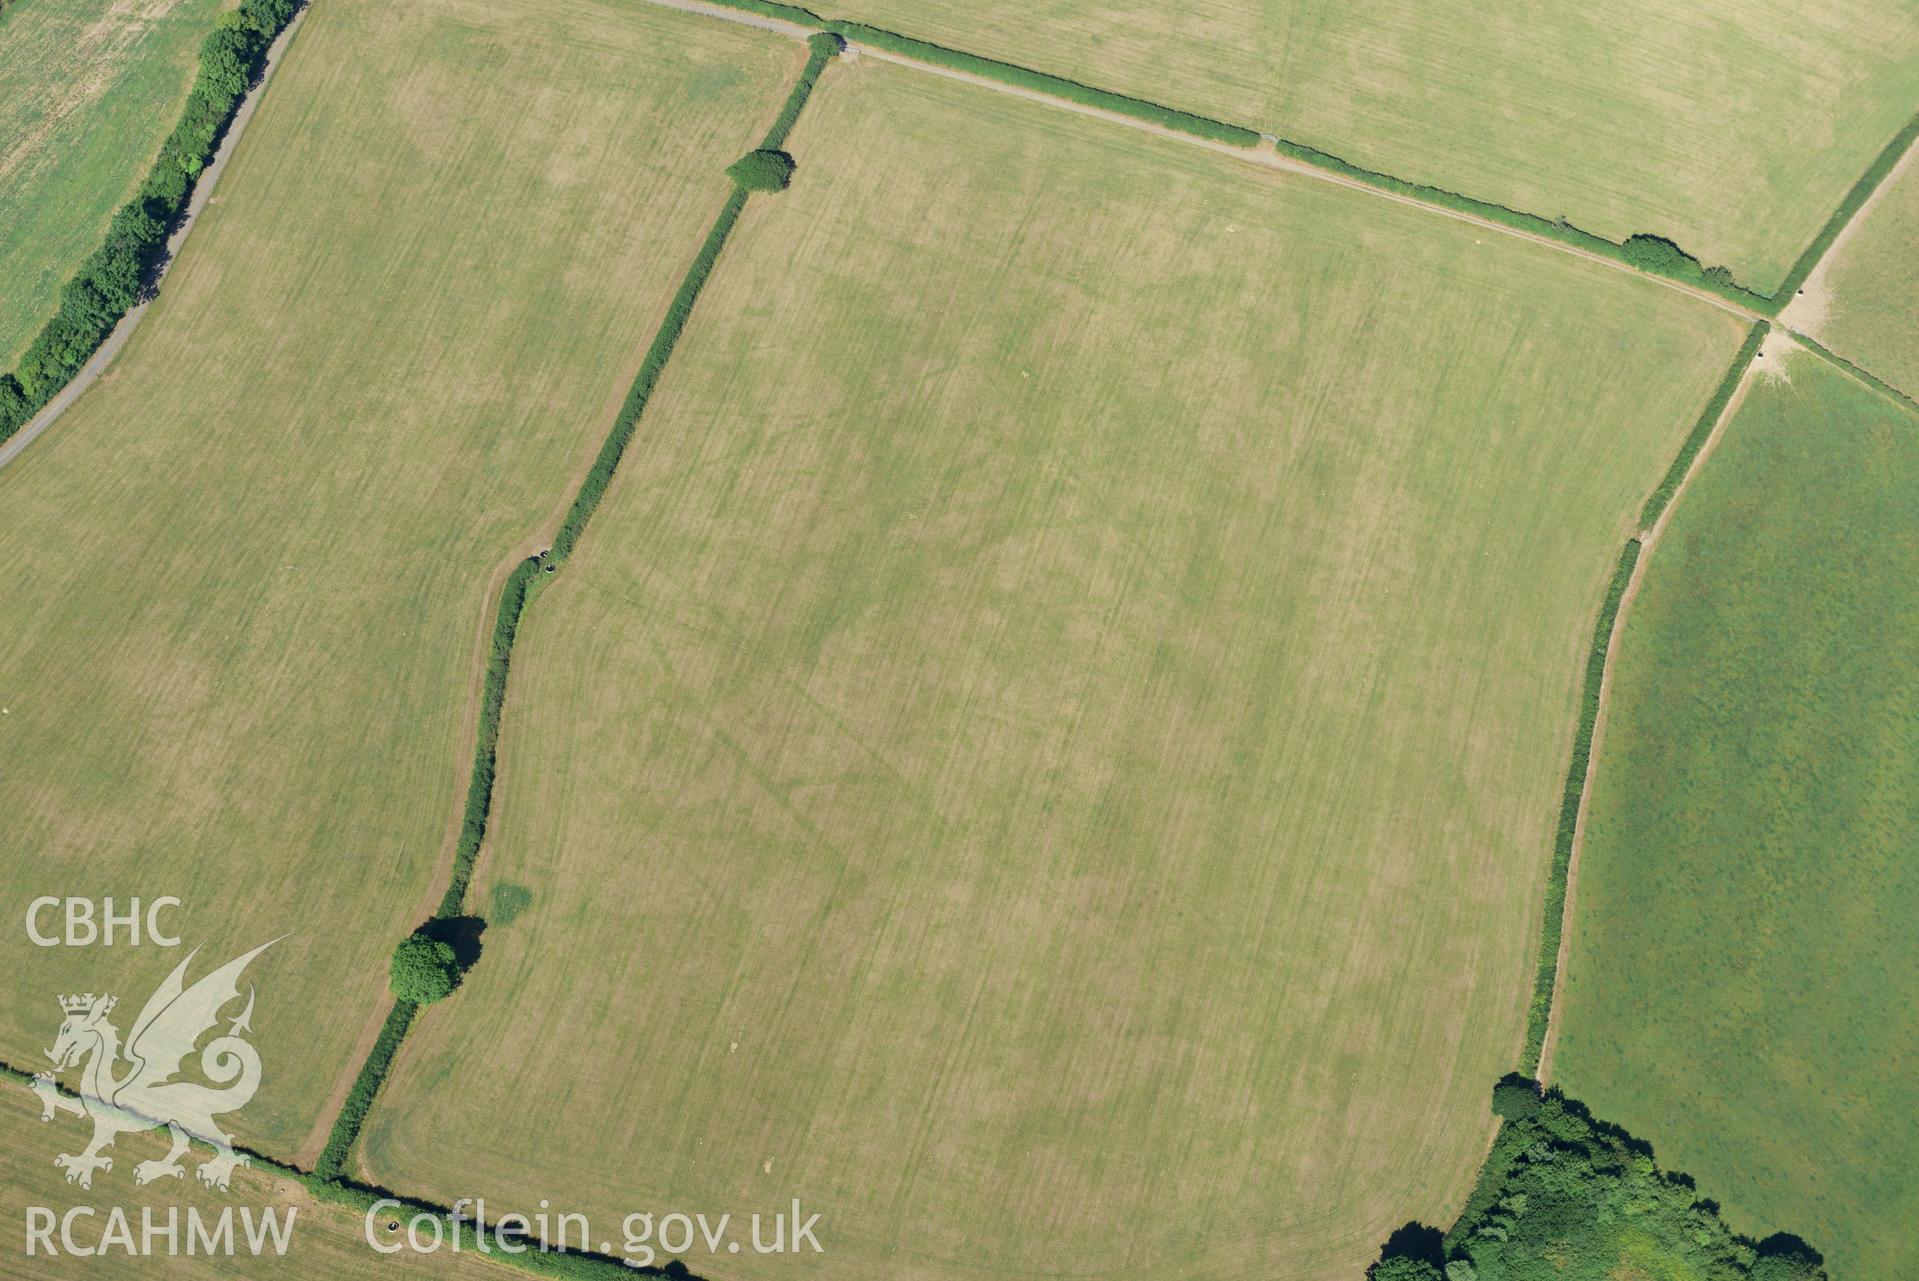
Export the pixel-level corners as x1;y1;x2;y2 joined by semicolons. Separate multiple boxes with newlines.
366;58;1745;1281
0;0;796;1158
1555;352;1919;1280
0;0;224;366
832;0;1919;295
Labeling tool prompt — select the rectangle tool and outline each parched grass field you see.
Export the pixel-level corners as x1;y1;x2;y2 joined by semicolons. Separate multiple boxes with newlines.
367;59;1745;1281
0;1088;509;1278
833;0;1919;295
1784;144;1919;394
1555;354;1919;1281
0;0;795;1157
0;0;225;367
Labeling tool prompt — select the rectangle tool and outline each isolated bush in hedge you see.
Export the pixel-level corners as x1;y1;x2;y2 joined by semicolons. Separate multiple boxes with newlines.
729;148;796;191
1621;232;1695;274
389;934;460;1004
1490;1074;1543;1122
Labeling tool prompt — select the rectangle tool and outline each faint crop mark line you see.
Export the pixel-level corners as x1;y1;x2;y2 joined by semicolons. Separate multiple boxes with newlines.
304;36;842;1192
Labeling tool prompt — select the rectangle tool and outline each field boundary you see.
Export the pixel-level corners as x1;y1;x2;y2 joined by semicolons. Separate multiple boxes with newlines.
1519;537;1641;1072
1524;321;1769;1077
661;0;1801;312
1636;322;1769;528
1772;110;1919;305
0;0;304;462
1796;330;1919;417
307;30;843;1193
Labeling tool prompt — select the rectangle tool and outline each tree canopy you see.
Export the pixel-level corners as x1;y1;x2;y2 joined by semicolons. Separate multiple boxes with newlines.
727;148;796;192
389;933;461;1004
1374;1080;1828;1281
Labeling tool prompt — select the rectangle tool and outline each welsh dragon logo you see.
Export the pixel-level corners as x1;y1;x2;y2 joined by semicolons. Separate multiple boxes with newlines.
28;940;276;1191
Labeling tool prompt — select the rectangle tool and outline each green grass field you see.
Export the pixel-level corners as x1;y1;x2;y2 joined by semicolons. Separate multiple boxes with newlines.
0;0;795;1159
831;0;1919;295
1784;145;1919;394
364;58;1744;1281
1554;352;1919;1280
0;0;226;368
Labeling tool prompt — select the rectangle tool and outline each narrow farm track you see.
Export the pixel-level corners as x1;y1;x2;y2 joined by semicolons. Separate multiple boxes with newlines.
0;3;312;475
637;0;1772;326
1533;344;1767;1084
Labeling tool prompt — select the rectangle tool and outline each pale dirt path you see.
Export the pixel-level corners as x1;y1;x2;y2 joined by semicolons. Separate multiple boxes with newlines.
1779;138;1919;339
639;0;1768;327
0;3;312;475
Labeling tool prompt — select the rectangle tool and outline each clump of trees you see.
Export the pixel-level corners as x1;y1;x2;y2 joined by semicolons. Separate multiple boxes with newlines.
389;933;461;1004
0;0;298;446
1618;233;1746;297
728;148;797;192
1369;1077;1828;1281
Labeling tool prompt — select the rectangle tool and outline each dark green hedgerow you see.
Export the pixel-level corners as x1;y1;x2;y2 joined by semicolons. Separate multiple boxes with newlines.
1637;321;1769;529
436;555;539;917
823;22;1261;146
549;186;749;560
0;0;300;446
701;0;822;23
1520;538;1639;1072
696;0;1256;146
760;32;842;149
315;552;537;1172
1794;329;1919;416
313;1000;416;1181
1773;110;1919;306
304;1177;644;1277
1272;138;1772;310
